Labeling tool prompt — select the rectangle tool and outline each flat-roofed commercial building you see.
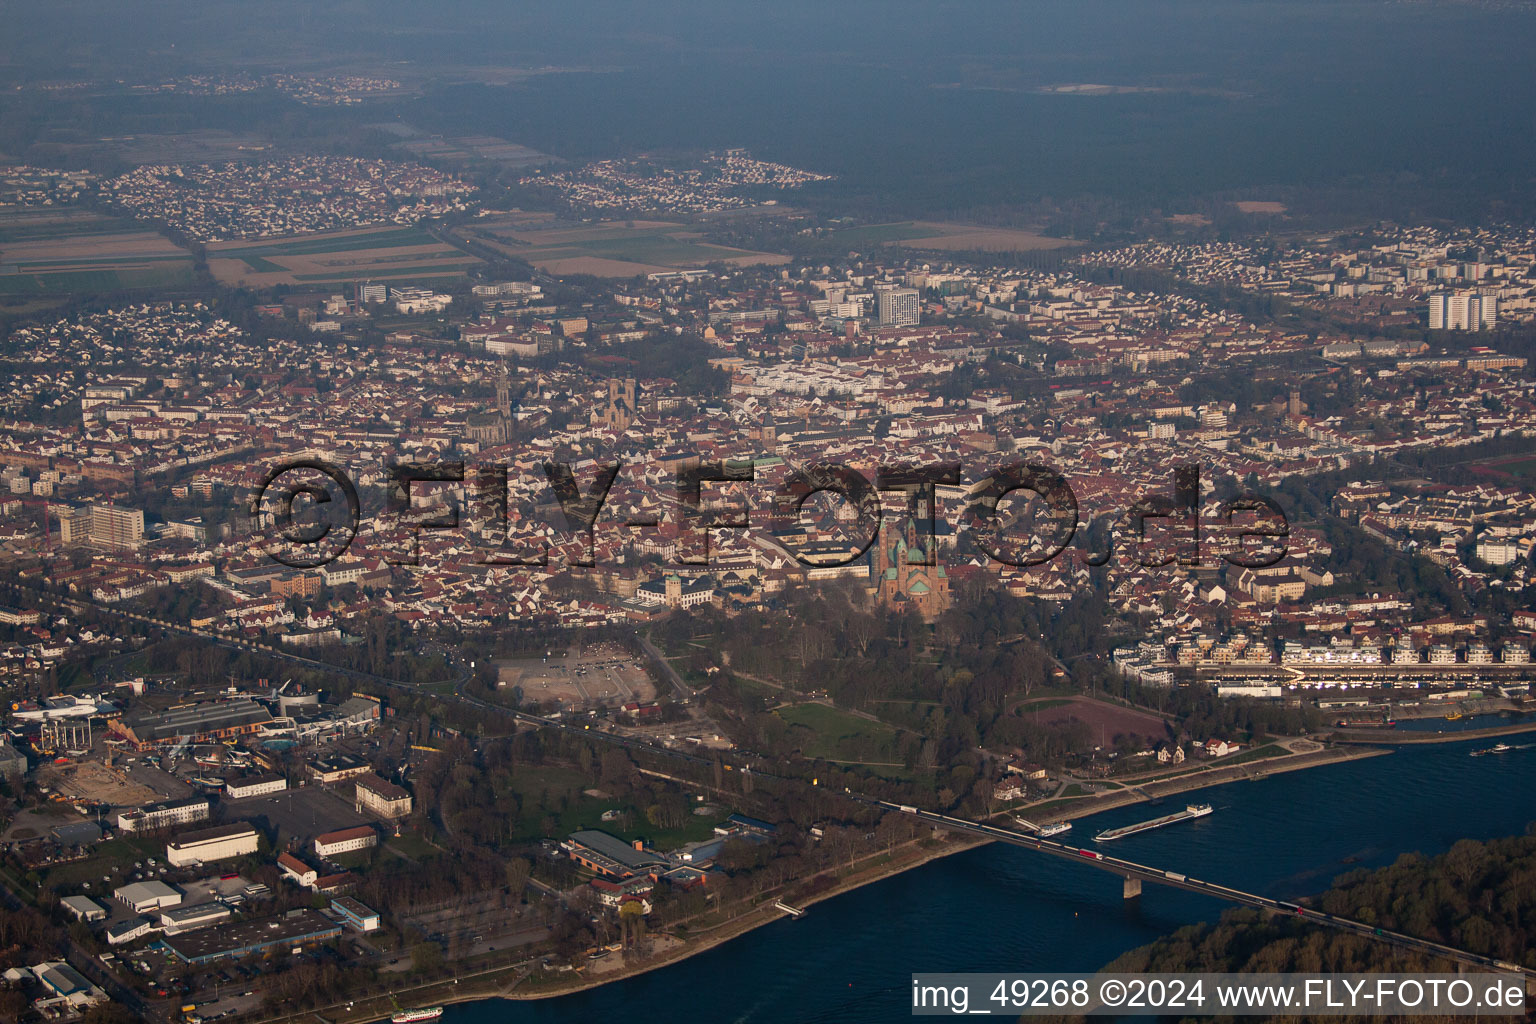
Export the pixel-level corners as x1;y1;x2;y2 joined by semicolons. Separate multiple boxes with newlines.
306;752;371;784
162;909;340;964
166;822;260;867
106;916;152;946
354;773;412;819
113;880;182;913
32;961;108;1010
159;901;232;935
561;829;667;880
330;896;380;932
110;699;272;748
60;895;107;922
315;825;376;857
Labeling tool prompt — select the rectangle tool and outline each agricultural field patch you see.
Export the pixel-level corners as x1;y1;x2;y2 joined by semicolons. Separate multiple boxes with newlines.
206;224;481;286
825;220;1078;253
457;214;788;278
0;209;195;295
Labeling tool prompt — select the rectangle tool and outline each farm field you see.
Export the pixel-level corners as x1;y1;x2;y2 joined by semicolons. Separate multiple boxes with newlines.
47;129;271;167
0;208;196;295
824;220;1078;253
456;213;789;278
206;224;482;287
1232;200;1288;214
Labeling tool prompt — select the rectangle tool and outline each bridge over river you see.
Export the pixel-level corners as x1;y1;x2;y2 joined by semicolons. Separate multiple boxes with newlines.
877;801;1531;983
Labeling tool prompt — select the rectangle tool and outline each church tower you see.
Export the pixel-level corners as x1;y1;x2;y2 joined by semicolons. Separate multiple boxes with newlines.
495;363;512;422
465;362;513;445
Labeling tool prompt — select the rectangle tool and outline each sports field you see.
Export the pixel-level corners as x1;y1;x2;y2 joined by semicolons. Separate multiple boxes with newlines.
0;209;196;294
457;213;789;277
206;224;482;287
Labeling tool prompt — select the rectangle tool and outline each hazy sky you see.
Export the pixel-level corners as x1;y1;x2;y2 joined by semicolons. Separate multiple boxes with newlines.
4;1;1533;219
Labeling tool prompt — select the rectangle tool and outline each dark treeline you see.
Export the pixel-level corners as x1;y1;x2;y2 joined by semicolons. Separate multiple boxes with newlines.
1099;828;1536;1006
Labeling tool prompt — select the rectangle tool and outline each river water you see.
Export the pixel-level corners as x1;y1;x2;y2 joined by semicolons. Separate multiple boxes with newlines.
445;731;1534;1023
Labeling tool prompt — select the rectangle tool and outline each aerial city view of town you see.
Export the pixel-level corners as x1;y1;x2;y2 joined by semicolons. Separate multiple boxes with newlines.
2;1;1536;1022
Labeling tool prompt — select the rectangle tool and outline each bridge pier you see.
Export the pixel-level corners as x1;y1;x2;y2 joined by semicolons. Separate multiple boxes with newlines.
1123;875;1142;899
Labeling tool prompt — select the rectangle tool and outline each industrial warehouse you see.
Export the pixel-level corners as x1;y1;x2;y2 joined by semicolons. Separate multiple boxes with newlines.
159;909;341;964
109;699;273;748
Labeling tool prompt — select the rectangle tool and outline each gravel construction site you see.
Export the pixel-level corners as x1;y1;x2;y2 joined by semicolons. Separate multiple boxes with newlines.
36;759;163;806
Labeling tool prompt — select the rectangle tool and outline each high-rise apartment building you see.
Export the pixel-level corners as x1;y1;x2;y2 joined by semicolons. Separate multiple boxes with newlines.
88;504;145;551
876;286;920;327
1428;291;1498;330
57;505;91;546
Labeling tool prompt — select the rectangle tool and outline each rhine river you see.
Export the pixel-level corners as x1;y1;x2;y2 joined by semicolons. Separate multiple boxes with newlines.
446;730;1534;1024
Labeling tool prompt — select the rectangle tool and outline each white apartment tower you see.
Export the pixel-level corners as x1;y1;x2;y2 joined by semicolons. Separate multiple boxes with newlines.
1429;291;1498;330
876;286;920;327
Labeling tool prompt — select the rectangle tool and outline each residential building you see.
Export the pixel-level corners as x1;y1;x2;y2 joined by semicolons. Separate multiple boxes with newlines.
87;503;145;551
1476;538;1521;566
876;286;920;327
0;739;25;781
116;797;209;833
353;774;412;819
225;773;287;799
314;825;377;857
1429;291;1498;330
277;852;318;887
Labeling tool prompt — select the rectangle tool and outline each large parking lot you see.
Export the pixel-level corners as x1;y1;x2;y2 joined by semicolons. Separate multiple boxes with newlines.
496;643;656;709
222;784;368;845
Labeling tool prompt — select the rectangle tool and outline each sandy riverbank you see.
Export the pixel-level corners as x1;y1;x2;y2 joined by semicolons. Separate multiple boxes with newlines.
1330;717;1536;745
